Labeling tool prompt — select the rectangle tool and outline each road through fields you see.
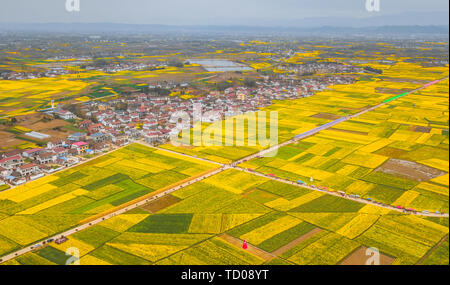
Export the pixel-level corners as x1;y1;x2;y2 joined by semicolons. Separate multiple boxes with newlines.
1;76;448;264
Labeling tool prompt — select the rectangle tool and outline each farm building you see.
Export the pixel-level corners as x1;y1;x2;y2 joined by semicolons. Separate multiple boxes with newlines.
71;142;89;154
22;148;45;158
25;131;50;140
0;155;24;170
18;163;40;177
55;109;75;120
35;152;57;164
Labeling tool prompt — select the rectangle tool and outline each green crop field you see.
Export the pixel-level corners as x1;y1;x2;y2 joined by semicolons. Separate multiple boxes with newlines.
0;143;218;258
10;169;447;265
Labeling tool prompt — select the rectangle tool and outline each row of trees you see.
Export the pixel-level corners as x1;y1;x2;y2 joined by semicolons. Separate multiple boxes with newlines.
216;78;256;91
364;66;383;74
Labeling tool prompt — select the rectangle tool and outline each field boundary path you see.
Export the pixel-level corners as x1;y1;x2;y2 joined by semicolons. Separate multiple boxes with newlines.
271;228;323;257
234;76;449;165
235;167;449;217
416;234;449;265
0;165;225;264
218;233;293;263
0;143;130;193
1;77;448;264
136;142;449;217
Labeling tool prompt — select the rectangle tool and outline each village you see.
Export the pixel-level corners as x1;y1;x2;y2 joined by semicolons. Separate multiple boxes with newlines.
0;73;355;188
0;58;168;80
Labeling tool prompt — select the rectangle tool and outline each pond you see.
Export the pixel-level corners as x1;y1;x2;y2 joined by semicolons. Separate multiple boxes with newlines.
187;59;253;72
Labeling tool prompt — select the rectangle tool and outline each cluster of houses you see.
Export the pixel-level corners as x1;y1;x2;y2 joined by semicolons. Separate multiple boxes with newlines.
84;62;168;73
0;67;354;188
0;68;74;80
0;63;166;80
0;57;91;80
256;75;354;98
0;53;167;80
0;129;130;186
278;62;362;75
67;75;355;146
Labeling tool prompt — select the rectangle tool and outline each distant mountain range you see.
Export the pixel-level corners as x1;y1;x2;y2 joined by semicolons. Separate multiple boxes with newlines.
258;11;449;27
0;11;448;37
0;23;448;37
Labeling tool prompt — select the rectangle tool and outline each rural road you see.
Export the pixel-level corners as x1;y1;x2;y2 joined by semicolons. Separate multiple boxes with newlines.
145;76;450;218
0;166;225;264
235;76;450;165
236;166;449;218
1;77;448;264
140;140;449;218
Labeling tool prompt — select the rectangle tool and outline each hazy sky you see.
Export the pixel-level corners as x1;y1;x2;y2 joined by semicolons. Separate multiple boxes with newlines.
0;0;448;25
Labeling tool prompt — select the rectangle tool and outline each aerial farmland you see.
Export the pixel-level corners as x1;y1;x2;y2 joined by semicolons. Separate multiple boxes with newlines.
0;1;448;276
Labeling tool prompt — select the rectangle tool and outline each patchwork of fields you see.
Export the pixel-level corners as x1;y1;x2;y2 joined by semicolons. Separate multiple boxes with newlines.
0;76;92;117
240;79;449;213
161;62;449;164
0;63;210;117
1;59;448;265
7;169;448;265
0;143;218;258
